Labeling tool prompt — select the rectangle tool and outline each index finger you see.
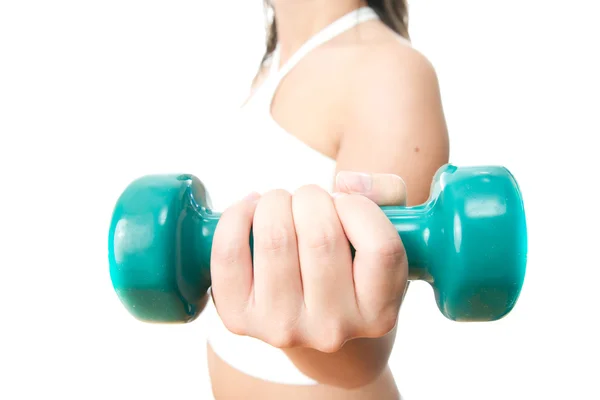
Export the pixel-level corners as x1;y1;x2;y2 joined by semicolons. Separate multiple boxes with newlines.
333;193;408;329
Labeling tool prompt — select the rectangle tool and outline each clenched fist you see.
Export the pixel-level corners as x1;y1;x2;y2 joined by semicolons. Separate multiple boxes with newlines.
210;171;408;354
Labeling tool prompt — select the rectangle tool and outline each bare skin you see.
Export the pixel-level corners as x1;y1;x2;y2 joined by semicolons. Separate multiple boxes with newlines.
207;1;449;398
208;344;401;399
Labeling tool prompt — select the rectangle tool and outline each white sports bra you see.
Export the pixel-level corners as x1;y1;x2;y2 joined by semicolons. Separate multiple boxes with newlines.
205;6;380;386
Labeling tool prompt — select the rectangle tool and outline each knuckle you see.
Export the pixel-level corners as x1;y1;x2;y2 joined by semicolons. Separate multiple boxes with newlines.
313;321;347;354
221;314;248;337
361;304;399;338
304;225;339;252
266;327;297;349
211;239;244;266
374;236;405;260
254;189;295;253
292;187;342;254
256;224;295;252
254;310;301;349
370;308;399;337
315;337;345;354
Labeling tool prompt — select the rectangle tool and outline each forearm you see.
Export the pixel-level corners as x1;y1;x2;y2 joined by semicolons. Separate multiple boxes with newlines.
283;326;398;389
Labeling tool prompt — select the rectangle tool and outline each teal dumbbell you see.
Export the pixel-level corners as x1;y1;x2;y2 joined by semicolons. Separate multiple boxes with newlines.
108;164;527;324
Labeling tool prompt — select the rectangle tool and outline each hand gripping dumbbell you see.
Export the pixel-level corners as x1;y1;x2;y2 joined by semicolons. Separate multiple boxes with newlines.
108;164;527;323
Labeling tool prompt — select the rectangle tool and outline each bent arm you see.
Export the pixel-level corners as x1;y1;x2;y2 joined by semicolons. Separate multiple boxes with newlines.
283;45;450;389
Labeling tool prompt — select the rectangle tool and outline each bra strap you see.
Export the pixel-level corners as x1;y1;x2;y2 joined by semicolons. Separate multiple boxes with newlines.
269;7;379;82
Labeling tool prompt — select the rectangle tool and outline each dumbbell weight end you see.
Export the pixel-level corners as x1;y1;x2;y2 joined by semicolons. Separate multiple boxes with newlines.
108;174;219;323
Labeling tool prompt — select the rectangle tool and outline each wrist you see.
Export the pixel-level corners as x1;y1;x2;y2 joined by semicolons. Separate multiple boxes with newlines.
283;331;396;389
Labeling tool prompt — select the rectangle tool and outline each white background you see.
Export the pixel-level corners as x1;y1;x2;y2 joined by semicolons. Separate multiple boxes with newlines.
1;1;599;399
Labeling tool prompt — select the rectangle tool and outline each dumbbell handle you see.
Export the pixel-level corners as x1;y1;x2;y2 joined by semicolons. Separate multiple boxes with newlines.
182;201;432;282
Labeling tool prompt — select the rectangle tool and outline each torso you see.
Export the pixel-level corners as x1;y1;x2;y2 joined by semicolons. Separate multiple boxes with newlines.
206;6;412;399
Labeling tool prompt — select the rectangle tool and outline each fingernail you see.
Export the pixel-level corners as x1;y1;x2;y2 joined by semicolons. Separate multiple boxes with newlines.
337;171;372;194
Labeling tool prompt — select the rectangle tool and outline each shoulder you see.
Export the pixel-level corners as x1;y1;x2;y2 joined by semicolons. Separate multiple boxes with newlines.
338;31;447;140
347;34;442;114
333;33;449;204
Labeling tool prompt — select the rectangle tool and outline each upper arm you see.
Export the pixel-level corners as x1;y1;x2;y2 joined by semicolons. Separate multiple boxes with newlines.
335;45;450;205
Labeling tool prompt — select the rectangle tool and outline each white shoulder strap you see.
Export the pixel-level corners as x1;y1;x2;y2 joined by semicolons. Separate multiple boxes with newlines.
269;6;379;83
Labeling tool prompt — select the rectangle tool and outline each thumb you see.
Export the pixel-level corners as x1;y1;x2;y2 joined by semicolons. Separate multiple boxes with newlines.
335;171;407;206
